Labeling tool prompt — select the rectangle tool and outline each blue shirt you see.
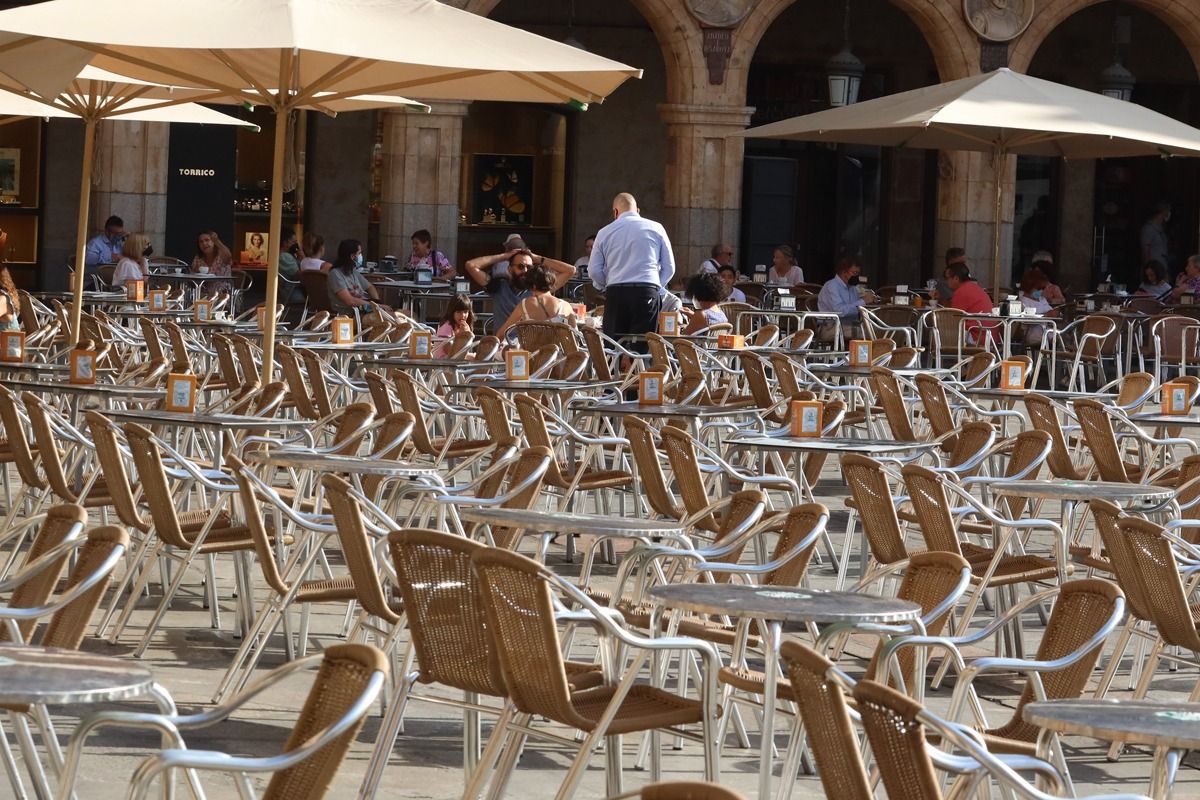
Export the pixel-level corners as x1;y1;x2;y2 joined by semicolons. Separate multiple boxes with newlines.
85;234;121;269
818;275;864;320
590;211;675;291
487;277;530;334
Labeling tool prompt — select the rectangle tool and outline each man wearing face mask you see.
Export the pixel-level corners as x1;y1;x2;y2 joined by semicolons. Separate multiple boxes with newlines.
1141;202;1171;269
465;246;575;333
818;256;875;341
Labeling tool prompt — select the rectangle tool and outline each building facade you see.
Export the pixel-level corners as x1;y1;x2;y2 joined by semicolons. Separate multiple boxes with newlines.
20;0;1200;296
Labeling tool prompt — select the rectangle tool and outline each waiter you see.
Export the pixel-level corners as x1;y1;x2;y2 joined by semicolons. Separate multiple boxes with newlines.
589;192;675;339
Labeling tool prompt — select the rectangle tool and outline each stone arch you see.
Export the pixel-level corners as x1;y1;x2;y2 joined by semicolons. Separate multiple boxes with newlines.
1011;0;1200;78
733;0;979;97
465;0;701;104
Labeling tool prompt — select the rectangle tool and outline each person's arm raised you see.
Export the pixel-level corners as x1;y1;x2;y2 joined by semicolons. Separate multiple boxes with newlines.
464;252;509;288
536;254;576;291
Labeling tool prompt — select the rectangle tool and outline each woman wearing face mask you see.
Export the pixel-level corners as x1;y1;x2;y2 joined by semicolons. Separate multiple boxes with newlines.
112;233;153;288
1019;271;1056;350
327;238;385;316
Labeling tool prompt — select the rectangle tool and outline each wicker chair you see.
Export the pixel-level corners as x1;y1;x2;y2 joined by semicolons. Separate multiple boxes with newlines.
1024;393;1089;480
58;643;387;800
630;782;747;800
1074;397;1195;484
470;546;721;797
361;528;603;797
624;417;684;521
839;453;911;590
0;386;51;527
870;366;917;440
277;344;322;420
394;371;492;466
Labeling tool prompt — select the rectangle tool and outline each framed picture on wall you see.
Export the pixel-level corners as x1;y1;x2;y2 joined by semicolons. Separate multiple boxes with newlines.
471;154;533;226
0;149;19;197
242;231;268;265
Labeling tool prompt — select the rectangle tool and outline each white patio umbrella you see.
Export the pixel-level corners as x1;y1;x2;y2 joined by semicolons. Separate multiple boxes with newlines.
0;0;642;378
735;68;1200;296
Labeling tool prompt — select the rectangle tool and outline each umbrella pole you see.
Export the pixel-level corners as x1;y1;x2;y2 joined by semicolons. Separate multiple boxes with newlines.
259;108;287;385
70;117;97;346
991;148;1006;300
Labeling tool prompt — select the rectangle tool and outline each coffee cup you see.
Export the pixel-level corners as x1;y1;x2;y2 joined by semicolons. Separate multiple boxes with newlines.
196;265;209;274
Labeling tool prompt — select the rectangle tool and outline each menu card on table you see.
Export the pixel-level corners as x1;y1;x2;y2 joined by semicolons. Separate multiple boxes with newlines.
639;371;664;405
332;316;355;344
505;349;530;381
409;330;432;358
165;373;198;412
1000;360;1027;390
69;349;96;384
1163;381;1192;415
790;400;823;437
0;331;24;362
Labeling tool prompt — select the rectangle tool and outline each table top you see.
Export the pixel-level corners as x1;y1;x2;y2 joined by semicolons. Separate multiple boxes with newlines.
457;507;687;536
0;644;154;705
294;341;412;352
648;584;921;624
3;379;164;398
0;362;114;375
575;401;760;418
1024;699;1200;749
1130;412;1200;428
732;435;938;454
371;280;455;291
361;356;500;370
246;450;439;477
965;387;1117;402
103;408;311;431
989;479;1173;503
807;365;950;378
447;379;620;393
35;291;127;302
150;272;231;281
104;308;192;318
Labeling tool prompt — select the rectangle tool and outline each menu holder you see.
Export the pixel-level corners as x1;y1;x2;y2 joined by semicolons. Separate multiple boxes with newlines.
332;316;355;344
1182;293;1196;307
894;294;910;306
193;299;212;323
505;349;530;381
0;331;24;363
69;349;97;385
639;371;665;405
257;306;268;330
790;400;823;438
409;330;433;359
849;339;872;367
658;311;680;337
165;373;198;412
414;267;433;286
717;334;745;350
148;289;168;312
453;277;471;295
1163;381;1192;415
126;279;145;303
779;294;797;310
999;359;1027;390
1084;299;1097;312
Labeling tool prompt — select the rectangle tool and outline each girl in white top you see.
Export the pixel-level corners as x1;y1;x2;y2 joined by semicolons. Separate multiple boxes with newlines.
299;231;332;272
768;244;805;286
111;233;151;287
682;272;728;335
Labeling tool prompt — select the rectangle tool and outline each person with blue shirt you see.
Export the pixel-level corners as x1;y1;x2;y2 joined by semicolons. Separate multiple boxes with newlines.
464;246;575;334
84;215;125;281
817;257;875;341
589;192;675;339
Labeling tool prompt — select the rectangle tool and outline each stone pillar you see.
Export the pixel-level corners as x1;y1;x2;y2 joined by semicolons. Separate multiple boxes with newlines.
90;120;169;250
379;102;468;265
1057;160;1096;294
657;103;755;277
935;150;1014;292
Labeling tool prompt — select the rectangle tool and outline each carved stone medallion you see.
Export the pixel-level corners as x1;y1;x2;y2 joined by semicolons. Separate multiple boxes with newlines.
964;0;1035;43
687;0;756;28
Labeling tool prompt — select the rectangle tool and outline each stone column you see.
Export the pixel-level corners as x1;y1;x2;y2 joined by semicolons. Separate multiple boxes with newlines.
378;102;469;265
935;150;1014;292
657;103;755;277
90;120;169;249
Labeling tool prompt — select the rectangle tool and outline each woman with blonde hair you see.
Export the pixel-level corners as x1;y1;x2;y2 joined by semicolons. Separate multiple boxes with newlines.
112;233;151;288
0;242;19;332
192;229;233;294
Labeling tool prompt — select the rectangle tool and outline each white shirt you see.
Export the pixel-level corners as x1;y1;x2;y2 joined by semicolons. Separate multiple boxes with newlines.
111;257;146;287
726;285;746;304
768;265;805;286
699;258;720;274
590;211;676;290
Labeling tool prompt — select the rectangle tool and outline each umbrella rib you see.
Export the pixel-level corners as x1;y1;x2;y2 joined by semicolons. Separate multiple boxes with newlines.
310;69;492;104
210;49;275;101
528;72;598;103
0;35;43;56
288;56;372;106
73;44;261;106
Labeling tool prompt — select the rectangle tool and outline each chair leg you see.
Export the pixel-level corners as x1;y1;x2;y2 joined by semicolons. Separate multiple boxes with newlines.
0;717;28;800
359;671;418;799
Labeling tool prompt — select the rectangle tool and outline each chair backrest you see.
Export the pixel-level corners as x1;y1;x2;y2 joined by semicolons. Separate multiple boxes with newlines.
640;783;746;800
325;403;376;456
211;333;243;392
123;423;198;550
139;318;167;364
624;417;682;520
470;546;589;728
990;579;1124;744
780;641;872;800
228;455;292;599
1117;371;1155;411
928;307;965;353
298;271;332;313
841;454;907;566
672;340;713;405
900;464;962;556
278;345;320;420
739;352;779;415
362;370;395;416
1025;394;1084;480
387;529;507;696
961;351;996;384
945;420;995;477
392;372;438;456
870;367;916;441
645;332;673;376
263;643;388;800
768;352;805;399
163;322;191;372
21;392;82;504
39;526;128;649
359;412;416;499
512;394;572;488
1073;398;1128;482
1110;515;1200;650
299;349;335;419
3;504;88;642
997;430;1051;518
230;335;261;381
853;679;944;800
659;424;718;531
761;503;827;588
0;385;45;489
579;326;613;382
475;386;513;444
320;475;402;625
914;374;956;449
85;411;149;533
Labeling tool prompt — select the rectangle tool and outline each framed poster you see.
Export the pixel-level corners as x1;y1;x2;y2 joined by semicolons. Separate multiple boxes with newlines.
243;232;268;265
0;148;19;197
471;154;533;225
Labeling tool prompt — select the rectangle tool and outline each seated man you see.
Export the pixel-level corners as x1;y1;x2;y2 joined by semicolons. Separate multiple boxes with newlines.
944;262;996;345
817;257;875;341
717;264;746;304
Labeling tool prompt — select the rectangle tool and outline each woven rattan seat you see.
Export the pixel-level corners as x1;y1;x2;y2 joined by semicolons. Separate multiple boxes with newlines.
569;684;704;735
640;782;746;800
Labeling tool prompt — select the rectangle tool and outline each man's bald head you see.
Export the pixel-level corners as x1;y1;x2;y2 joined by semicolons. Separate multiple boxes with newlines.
612;193;637;215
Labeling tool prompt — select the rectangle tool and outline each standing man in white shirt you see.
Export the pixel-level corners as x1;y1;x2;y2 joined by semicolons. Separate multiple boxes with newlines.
590;193;676;339
698;242;734;274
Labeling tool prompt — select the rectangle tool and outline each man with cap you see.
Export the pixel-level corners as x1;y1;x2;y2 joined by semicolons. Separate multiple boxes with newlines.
590;192;676;340
464;234;575;333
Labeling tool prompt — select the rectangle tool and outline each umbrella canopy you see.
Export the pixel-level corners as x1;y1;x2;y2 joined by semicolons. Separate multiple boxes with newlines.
0;0;641;376
0;91;257;127
736;68;1200;293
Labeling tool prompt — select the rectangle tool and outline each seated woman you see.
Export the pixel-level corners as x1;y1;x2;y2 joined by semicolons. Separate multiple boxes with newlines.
192;230;233;294
300;232;333;273
112;233;151;288
0;256;20;333
767;244;805;287
1138;260;1172;301
495;263;575;339
1028;260;1064;305
682;272;728;335
327;239;384;316
1018;270;1057;350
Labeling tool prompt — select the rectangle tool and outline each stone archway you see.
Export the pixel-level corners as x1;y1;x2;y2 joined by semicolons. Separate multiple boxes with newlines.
1011;0;1200;78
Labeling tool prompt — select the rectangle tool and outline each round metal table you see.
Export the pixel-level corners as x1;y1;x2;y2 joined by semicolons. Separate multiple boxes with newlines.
0;645;154;705
649;583;919;800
